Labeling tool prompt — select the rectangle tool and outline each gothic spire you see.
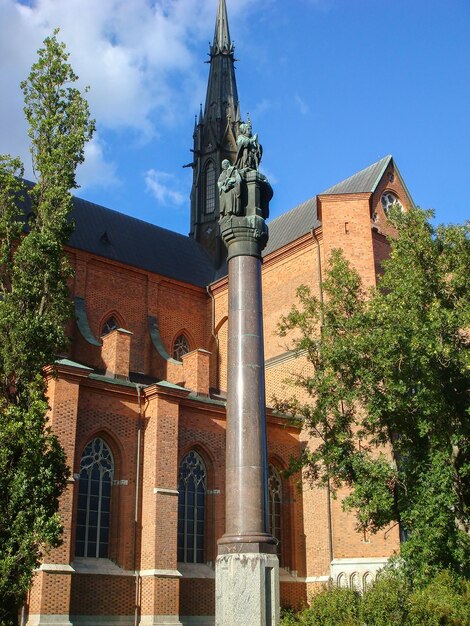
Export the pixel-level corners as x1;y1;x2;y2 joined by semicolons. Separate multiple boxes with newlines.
212;0;233;54
205;0;239;124
189;0;241;266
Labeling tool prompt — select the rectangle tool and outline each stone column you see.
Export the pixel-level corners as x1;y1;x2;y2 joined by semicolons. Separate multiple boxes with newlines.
216;169;280;626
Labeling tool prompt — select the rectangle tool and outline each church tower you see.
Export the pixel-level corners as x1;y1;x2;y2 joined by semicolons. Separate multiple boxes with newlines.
189;0;240;266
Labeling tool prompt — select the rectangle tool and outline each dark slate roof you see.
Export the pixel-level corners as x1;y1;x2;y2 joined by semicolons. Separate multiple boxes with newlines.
321;155;392;195
264;197;319;256
69;197;215;287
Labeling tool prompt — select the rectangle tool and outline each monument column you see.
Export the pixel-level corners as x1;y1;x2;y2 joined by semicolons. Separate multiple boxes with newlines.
215;123;280;626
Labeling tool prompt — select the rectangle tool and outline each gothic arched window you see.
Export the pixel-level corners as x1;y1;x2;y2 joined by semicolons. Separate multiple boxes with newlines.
177;450;207;563
75;438;114;558
268;464;282;563
173;334;190;361
204;161;216;214
101;316;118;337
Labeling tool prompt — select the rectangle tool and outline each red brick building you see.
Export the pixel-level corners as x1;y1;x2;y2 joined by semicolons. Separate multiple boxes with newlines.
25;2;414;625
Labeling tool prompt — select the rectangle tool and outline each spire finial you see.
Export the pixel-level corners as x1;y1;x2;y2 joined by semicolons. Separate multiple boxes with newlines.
212;0;233;54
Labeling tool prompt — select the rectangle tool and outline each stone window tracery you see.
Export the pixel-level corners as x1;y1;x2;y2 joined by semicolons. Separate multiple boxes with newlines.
204;161;216;214
101;316;118;337
381;191;402;216
173;334;190;361
268;464;282;563
178;450;207;563
75;437;114;558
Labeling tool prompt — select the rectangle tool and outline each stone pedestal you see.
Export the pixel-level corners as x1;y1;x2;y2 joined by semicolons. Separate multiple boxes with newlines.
215;553;280;626
216;170;279;625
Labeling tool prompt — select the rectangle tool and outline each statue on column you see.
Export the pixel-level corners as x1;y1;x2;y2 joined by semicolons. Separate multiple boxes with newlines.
235;118;263;171
218;159;242;217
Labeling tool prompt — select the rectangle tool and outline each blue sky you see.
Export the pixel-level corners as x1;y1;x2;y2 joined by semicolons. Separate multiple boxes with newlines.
1;0;469;234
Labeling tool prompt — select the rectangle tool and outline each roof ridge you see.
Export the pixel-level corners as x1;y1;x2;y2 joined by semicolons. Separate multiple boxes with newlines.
321;155;392;195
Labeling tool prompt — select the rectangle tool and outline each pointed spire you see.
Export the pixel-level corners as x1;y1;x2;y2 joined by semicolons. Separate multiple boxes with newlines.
198;102;204;125
212;0;233;54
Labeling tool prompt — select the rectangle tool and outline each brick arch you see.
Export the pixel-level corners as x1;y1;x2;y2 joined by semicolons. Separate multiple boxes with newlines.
179;442;215;478
98;310;126;337
214;315;228;335
73;430;127;563
171;327;195;357
75;426;127;479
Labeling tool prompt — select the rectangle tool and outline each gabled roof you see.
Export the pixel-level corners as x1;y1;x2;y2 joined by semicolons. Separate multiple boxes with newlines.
321;155;392;195
263;155;396;257
264;197;319;256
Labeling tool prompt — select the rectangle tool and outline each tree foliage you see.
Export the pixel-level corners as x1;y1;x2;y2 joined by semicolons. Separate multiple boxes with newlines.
0;32;94;624
277;206;470;583
279;570;470;625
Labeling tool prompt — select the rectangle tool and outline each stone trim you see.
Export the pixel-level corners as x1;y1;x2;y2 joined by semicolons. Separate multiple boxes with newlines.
71;558;134;576
139;616;183;625
304;575;330;583
331;557;389;565
38;564;75;573
153;487;179;495
70;618;134;626
180;619;215;626
139;569;182;578
177;563;215;579
26;616;72;626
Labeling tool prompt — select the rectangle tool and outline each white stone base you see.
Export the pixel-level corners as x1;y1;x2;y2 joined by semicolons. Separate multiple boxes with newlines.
139;617;182;626
26;615;72;626
215;553;279;626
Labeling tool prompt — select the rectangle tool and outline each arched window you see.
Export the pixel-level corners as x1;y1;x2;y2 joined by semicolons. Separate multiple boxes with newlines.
173;334;190;361
75;438;114;558
268;464;282;563
350;572;360;591
363;571;372;591
337;573;347;588
178;450;206;563
101;316;118;337
204;161;216;214
381;191;402;217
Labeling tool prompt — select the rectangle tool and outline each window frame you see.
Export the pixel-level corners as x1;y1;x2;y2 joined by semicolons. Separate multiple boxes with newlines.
75;437;114;559
177;450;207;564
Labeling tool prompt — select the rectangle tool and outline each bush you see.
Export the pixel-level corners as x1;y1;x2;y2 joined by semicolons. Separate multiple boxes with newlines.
407;571;470;626
360;570;410;625
280;570;470;625
299;586;361;626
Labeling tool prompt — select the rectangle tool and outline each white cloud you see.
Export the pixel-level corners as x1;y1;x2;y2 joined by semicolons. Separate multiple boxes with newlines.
145;169;185;206
77;134;119;190
0;0;261;187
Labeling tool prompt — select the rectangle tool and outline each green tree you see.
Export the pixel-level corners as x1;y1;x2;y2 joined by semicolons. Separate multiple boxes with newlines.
0;32;94;625
277;206;470;584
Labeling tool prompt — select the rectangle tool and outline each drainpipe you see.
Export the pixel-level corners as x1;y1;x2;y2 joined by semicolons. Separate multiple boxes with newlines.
206;285;219;392
134;384;144;626
311;228;334;571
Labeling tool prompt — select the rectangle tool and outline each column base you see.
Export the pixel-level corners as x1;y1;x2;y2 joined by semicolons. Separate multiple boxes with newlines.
215;552;279;626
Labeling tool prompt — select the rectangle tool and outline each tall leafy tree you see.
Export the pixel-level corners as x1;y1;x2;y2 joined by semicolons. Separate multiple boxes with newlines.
277;207;470;584
0;32;94;624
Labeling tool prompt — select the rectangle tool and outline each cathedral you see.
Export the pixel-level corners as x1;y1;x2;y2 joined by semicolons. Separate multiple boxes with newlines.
26;1;414;625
